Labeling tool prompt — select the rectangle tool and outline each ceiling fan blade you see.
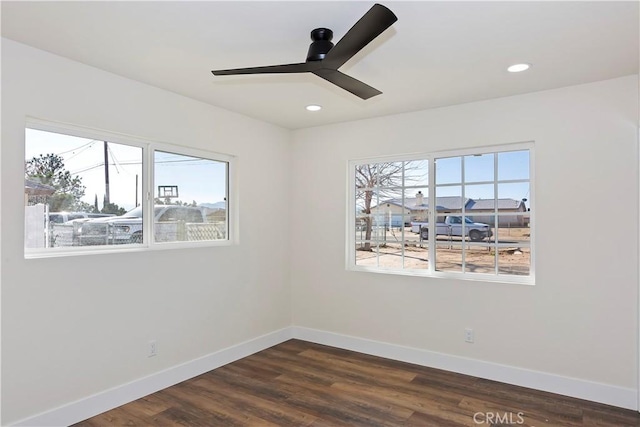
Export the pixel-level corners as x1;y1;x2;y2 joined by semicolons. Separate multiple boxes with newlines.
323;3;397;69
212;62;315;76
313;69;382;100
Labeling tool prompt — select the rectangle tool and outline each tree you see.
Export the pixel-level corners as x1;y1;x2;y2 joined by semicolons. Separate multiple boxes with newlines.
25;153;87;212
101;201;127;216
355;162;425;251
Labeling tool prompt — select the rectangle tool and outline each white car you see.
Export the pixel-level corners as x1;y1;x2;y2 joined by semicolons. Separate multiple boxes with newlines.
77;205;208;245
49;211;114;224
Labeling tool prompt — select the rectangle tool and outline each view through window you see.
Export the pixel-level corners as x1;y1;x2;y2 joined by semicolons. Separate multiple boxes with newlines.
24;126;229;254
153;150;227;243
352;146;532;282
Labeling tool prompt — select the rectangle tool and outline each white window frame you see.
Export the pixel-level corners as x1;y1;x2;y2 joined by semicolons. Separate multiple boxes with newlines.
24;118;236;258
347;142;534;285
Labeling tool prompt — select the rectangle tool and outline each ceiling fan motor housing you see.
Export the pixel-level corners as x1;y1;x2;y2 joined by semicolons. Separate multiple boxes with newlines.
306;28;334;62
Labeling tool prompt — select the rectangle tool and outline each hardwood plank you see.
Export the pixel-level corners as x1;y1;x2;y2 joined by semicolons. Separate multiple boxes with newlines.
184;376;318;426
329;380;472;425
74;406;150;427
120;394;172;418
276;373;414;426
406;410;470;427
73;340;640;427
297;348;418;383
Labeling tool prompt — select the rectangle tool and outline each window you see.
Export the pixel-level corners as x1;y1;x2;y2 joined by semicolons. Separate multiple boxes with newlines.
24;121;232;257
354;160;430;271
153;150;227;243
349;143;533;284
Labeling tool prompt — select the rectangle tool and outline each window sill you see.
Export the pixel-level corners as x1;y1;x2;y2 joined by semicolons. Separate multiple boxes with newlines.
24;240;233;259
347;265;535;286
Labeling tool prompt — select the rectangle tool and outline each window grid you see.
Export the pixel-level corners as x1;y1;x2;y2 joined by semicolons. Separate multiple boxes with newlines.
350;144;532;284
24;120;233;258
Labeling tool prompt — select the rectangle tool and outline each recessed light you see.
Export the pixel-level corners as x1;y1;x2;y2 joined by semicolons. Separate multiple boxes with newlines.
305;104;322;112
507;63;531;73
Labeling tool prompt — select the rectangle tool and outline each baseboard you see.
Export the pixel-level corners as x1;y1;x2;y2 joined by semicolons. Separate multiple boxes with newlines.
11;327;293;427
292;326;638;411
11;326;637;426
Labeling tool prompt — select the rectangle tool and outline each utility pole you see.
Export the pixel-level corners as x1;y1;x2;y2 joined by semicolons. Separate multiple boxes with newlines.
135;174;139;207
104;141;110;204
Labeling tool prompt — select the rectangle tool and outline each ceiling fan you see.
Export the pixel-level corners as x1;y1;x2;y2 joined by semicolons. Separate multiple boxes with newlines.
211;4;398;100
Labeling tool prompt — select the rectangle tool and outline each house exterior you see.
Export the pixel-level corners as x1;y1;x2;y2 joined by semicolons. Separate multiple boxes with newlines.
24;178;55;206
369;192;528;227
466;198;528;227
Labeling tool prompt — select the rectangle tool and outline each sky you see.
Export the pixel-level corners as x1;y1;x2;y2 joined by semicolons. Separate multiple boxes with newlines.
433;151;530;203
26;128;527;213
357;150;531;211
25;129;227;211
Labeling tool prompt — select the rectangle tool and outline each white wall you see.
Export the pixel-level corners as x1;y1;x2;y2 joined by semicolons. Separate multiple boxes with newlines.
2;36;639;424
1;39;292;424
291;76;639;392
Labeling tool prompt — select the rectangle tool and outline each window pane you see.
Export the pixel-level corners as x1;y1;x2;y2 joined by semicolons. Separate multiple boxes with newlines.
404;245;429;270
498;182;529;203
404;188;429;221
498;247;531;276
368;224;389;242
465;184;494;209
464;153;494;183
25;128;143;249
496;213;530;243
364;190;390;231
404;160;429;187
435;185;462;198
465;245;496;274
373;161;404;189
356;189;379;215
376;240;405;269
435;243;462;272
355;215;372;241
355;242;379;267
435;156;461;185
461;216;493;242
434;186;464;220
154;151;227;243
355;164;378;191
356;241;427;270
378;188;403;204
498;150;529;181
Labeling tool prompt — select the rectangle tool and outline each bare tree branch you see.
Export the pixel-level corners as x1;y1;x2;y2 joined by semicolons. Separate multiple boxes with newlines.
354;160;427;251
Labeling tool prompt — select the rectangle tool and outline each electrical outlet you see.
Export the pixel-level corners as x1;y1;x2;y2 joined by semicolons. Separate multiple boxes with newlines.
464;328;474;343
148;340;157;357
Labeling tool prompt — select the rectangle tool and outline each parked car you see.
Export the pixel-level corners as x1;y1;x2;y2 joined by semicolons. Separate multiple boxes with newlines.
410;215;493;241
48;212;114;224
76;205;209;245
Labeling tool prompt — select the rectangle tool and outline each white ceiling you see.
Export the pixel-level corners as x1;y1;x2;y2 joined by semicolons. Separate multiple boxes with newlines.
2;1;638;130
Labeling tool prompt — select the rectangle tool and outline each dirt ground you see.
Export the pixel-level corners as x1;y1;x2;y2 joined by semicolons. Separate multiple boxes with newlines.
355;227;530;275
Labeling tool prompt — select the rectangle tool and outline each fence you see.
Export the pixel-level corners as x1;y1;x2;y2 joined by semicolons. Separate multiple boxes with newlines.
186;223;226;241
25;207;228;248
49;221;227;247
50;224;75;247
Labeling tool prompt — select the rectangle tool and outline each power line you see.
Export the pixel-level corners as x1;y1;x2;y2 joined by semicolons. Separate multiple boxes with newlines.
55;140;97;156
107;146;121;174
66;141;96;161
69;158;212;175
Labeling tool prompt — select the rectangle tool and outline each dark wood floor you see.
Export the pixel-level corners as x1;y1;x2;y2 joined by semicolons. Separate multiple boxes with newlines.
74;339;639;426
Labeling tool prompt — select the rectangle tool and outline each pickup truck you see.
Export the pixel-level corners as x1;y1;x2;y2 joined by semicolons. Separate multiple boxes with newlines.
77;205;209;245
410;216;492;241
